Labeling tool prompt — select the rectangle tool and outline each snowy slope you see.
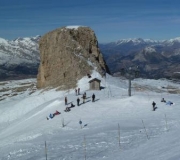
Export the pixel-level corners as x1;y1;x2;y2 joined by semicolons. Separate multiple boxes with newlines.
0;71;180;159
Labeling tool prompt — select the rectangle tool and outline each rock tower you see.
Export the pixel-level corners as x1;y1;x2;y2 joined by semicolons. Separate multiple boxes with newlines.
37;26;109;89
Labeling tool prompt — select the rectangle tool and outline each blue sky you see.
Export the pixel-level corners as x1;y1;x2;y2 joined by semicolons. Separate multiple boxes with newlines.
0;0;180;43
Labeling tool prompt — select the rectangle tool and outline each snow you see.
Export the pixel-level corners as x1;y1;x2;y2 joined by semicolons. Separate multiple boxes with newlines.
168;37;180;43
144;39;159;43
162;37;180;46
115;38;158;45
0;37;8;45
66;26;82;29
0;36;40;66
0;72;180;159
144;46;156;53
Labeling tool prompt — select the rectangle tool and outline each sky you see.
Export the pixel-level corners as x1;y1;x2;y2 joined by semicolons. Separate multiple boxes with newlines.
0;71;180;159
0;0;180;43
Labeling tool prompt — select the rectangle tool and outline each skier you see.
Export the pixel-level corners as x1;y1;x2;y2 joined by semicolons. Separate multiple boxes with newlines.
78;88;80;95
161;98;166;103
77;97;80;106
49;113;54;119
152;101;156;111
92;93;95;102
64;107;70;112
166;101;174;105
84;92;86;98
79;119;82;129
75;89;77;96
65;96;67;105
70;102;75;108
82;93;86;104
53;110;61;116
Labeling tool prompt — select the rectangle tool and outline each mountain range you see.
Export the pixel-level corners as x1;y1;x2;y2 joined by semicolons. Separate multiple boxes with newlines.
0;36;180;80
0;36;40;80
99;38;180;79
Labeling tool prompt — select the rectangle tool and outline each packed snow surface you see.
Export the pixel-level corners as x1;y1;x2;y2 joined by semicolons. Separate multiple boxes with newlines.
66;26;82;29
0;71;180;160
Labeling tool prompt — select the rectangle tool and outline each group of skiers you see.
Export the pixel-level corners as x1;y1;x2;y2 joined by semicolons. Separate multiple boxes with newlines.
152;98;175;111
47;110;61;120
47;90;96;120
64;102;75;112
75;88;80;96
65;92;96;108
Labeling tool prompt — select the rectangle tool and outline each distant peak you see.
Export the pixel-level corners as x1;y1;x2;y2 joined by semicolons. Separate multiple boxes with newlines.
13;35;41;43
0;37;8;44
114;38;160;45
168;37;180;42
33;35;41;39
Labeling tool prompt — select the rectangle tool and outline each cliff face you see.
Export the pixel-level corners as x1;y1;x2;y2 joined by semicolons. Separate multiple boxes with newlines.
37;26;108;89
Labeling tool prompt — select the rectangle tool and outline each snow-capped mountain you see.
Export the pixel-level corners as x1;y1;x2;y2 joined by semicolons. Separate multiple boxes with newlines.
164;37;180;45
1;35;180;81
99;37;180;79
107;37;180;46
114;38;159;45
0;36;40;80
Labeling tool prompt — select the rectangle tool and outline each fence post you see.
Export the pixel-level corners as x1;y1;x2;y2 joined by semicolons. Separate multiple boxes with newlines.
79;119;82;129
45;141;47;160
165;114;168;131
62;118;65;127
118;123;121;150
84;135;87;160
141;120;149;140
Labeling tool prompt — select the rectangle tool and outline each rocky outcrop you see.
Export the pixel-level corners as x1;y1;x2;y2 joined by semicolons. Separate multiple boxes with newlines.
37;26;109;89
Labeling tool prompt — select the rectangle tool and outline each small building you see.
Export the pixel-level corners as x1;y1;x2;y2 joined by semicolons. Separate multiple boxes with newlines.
89;78;101;90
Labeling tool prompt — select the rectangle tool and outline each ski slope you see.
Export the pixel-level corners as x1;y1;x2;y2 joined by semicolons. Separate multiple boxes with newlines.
0;72;180;160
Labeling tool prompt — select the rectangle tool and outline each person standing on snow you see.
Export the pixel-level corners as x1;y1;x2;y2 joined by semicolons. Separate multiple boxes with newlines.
65;96;68;105
92;93;95;102
84;92;86;98
82;93;86;103
77;97;80;106
78;88;80;95
152;101;156;111
75;89;77;96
